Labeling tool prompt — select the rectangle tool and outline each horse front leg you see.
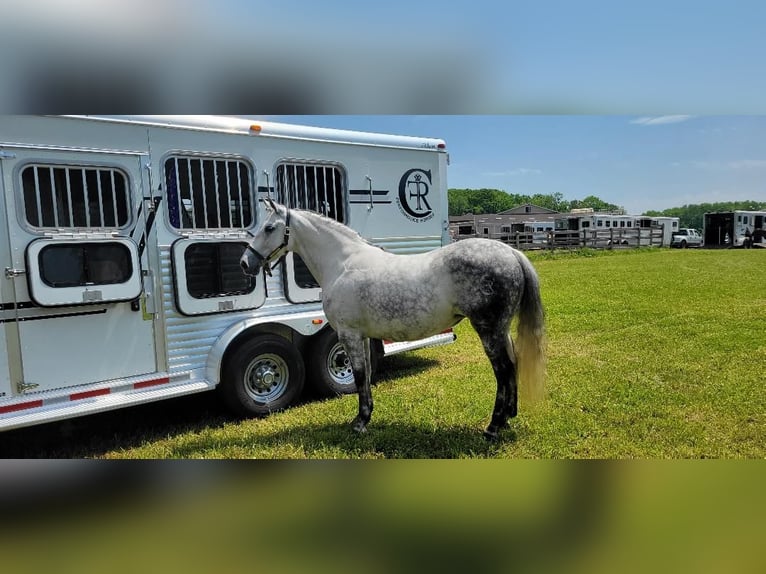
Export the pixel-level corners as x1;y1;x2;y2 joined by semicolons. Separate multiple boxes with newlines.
338;332;373;433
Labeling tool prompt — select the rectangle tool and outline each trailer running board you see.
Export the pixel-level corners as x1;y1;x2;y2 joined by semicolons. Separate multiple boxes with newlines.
0;377;211;432
382;330;457;357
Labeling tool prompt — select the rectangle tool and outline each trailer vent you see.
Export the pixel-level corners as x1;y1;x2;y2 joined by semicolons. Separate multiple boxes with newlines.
21;164;130;229
165;156;253;230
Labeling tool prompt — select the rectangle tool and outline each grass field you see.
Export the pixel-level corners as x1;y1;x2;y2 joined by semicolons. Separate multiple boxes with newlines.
1;248;764;458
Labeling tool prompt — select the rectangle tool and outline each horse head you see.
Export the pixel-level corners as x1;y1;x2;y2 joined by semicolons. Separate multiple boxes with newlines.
240;197;291;277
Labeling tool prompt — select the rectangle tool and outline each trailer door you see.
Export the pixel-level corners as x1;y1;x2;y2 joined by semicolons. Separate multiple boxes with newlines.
1;147;157;394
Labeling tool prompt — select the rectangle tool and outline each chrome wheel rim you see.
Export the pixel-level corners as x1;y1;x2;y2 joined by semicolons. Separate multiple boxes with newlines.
326;342;354;387
244;353;289;402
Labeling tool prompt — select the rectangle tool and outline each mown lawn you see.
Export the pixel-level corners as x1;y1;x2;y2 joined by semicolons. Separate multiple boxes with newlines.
2;248;764;458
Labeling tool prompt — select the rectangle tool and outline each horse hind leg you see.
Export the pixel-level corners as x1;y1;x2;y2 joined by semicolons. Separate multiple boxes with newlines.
337;332;373;433
474;324;518;441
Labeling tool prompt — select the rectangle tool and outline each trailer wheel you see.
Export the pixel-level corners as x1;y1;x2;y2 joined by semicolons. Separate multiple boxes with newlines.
220;335;305;416
307;328;380;398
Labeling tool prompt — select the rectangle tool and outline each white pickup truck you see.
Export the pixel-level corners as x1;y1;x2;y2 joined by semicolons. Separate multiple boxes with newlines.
671;228;703;248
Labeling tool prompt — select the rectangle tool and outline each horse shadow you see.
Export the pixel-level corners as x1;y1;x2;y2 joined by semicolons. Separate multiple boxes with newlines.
0;402;512;459
162;418;514;459
0;355;514;458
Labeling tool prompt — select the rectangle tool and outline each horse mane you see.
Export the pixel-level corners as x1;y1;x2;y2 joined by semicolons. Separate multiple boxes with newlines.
295;209;384;250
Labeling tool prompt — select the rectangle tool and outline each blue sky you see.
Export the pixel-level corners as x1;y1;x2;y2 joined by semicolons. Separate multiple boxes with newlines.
4;1;764;215
3;1;765;116
264;116;766;215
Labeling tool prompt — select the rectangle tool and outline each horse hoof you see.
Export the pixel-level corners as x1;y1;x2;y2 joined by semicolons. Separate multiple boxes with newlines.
351;418;368;434
483;428;500;442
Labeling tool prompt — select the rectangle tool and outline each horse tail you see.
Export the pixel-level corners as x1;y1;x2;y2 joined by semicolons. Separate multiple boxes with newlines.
512;250;546;405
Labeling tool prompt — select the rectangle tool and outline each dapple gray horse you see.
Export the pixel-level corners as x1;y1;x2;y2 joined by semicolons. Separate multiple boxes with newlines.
241;200;546;440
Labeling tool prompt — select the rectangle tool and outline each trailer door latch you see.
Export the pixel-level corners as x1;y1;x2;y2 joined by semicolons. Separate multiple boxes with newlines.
4;267;26;279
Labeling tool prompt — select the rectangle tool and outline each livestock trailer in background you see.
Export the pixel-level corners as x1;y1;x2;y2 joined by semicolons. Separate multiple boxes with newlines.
0;115;455;430
554;211;679;247
704;211;766;248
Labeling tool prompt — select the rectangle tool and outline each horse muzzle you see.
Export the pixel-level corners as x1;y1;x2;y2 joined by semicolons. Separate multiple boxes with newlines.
241;245;272;277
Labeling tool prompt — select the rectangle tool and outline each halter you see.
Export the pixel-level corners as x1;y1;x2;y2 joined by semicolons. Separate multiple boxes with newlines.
245;209;291;276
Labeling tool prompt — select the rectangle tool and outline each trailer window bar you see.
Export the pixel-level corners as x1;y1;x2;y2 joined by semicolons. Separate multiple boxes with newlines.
165;156;253;230
274;161;346;291
21;164;130;229
274;161;345;223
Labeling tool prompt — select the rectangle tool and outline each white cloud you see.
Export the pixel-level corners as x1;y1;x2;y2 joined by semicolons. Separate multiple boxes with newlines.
630;115;694;126
690;159;766;170
485;168;542;177
726;159;766;169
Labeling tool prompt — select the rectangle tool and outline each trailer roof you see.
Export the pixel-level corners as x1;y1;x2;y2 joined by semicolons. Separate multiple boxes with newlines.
63;115;447;152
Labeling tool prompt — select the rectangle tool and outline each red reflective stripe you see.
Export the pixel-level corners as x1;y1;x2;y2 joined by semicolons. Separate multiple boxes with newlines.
133;376;170;390
70;388;111;401
0;400;44;414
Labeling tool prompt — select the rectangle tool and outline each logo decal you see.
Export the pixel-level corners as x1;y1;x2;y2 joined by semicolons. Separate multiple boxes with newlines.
397;168;434;223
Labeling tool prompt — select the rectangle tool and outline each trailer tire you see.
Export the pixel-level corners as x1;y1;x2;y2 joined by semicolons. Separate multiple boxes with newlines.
307;328;380;398
220;335;305;417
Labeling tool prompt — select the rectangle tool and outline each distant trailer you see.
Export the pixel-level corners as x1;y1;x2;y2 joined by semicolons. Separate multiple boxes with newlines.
704;211;766;248
634;216;680;246
555;213;678;247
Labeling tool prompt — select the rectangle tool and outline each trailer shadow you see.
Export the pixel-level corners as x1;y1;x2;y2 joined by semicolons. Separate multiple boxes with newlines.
0;392;238;458
0;354;486;458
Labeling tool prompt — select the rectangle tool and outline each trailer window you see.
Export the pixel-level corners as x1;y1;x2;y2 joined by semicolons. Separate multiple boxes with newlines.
21;165;130;229
275;162;346;223
38;243;132;287
274;161;346;298
165;156;254;230
184;242;255;298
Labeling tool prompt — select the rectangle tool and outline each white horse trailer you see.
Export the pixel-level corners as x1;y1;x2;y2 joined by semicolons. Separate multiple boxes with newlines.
634;216;679;246
0;115;455;431
704;210;766;248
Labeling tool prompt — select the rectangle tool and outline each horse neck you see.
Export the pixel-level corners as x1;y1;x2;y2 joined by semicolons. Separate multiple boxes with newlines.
288;211;369;286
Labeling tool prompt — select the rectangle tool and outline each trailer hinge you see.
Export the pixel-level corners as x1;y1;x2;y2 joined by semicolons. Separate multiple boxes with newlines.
0;150;17;159
5;267;27;279
17;381;40;393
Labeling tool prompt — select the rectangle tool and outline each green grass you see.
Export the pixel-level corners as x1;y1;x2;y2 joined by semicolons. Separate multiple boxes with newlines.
2;248;764;458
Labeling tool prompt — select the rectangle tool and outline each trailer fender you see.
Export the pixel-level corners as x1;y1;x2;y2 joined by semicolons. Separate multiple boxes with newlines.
205;310;328;386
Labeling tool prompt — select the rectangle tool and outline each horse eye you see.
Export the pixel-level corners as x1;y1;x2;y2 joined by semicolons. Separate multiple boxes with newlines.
264;224;276;233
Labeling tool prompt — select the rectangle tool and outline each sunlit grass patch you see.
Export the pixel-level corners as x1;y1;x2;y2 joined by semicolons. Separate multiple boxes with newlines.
3;249;763;459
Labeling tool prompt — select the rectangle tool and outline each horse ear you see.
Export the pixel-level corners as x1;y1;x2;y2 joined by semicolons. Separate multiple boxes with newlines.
265;196;277;211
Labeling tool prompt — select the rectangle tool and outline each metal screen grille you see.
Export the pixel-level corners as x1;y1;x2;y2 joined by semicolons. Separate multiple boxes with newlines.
275;162;345;223
165;156;253;230
21;164;130;229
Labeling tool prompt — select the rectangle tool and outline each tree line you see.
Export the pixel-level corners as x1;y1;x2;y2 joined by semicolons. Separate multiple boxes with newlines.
448;189;622;217
449;188;766;229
